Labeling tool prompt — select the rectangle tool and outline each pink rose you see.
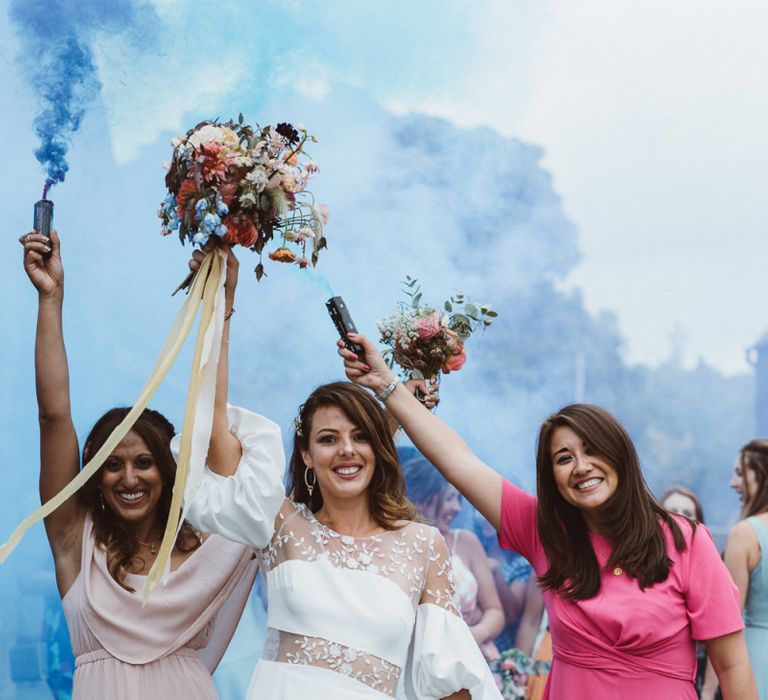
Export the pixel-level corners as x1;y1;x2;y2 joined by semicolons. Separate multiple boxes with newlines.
415;311;442;340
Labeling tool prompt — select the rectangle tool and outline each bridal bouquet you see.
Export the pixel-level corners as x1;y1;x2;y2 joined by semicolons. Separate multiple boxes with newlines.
159;117;328;279
377;277;497;382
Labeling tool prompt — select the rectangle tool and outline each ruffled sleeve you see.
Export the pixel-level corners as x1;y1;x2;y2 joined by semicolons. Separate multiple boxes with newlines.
405;529;502;700
176;404;286;548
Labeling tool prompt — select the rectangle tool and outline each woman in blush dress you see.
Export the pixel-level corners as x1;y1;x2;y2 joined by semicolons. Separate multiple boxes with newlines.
722;442;768;699
402;453;504;659
181;252;501;700
338;332;758;700
19;231;284;699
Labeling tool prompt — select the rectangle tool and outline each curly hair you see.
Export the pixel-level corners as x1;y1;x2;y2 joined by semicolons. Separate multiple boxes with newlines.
536;404;689;600
79;407;201;591
287;382;417;529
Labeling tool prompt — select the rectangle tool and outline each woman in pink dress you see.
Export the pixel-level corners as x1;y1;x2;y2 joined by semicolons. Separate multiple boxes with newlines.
338;332;758;699
19;231;284;699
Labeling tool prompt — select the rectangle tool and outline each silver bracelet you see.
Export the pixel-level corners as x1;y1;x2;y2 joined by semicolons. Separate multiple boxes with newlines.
375;377;400;402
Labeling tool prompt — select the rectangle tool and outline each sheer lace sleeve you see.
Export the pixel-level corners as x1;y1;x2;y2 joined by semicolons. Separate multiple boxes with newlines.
179;405;286;548
420;528;461;615
405;529;502;699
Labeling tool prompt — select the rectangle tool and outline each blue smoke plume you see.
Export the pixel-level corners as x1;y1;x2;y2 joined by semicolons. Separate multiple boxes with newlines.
9;0;157;196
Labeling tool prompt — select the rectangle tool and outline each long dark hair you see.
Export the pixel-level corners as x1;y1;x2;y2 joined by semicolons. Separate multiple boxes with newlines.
739;439;768;518
536;404;689;600
80;407;201;591
287;382;417;529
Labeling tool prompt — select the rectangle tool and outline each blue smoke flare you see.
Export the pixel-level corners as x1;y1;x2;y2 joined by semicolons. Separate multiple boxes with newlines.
9;0;157;195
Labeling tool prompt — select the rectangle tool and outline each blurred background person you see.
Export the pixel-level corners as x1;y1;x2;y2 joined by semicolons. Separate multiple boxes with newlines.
722;442;768;699
401;451;505;660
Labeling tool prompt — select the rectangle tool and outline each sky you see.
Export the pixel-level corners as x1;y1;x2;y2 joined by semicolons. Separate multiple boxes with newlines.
4;0;767;373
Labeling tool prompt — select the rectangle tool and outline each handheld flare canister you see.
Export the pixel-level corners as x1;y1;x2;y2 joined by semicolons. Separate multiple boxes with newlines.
33;198;54;242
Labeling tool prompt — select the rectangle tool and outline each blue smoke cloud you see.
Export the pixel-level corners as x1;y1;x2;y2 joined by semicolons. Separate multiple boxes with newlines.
8;0;157;194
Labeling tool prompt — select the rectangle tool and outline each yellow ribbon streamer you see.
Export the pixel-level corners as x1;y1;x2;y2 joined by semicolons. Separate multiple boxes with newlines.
0;250;218;566
143;251;222;599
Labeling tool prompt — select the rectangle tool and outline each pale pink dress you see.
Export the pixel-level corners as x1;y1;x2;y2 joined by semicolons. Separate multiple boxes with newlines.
62;515;258;699
499;479;744;699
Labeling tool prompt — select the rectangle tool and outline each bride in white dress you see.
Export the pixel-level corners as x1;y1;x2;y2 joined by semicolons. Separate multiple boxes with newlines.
182;249;501;699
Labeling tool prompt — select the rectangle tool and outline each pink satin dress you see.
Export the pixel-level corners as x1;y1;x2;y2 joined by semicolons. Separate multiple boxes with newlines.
498;479;743;699
62;515;258;699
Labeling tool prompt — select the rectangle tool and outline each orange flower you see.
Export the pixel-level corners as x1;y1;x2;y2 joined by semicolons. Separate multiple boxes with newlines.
296;257;310;269
222;214;259;247
176;178;197;220
442;336;466;373
268;247;297;263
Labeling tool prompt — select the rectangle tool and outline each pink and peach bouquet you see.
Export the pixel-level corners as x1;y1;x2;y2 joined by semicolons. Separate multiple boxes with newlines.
159;116;328;280
377;277;497;382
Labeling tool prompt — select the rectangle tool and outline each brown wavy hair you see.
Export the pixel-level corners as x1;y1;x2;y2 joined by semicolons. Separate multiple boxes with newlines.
660;485;705;523
739;439;768;518
288;382;417;528
79;407;201;591
536;404;689;600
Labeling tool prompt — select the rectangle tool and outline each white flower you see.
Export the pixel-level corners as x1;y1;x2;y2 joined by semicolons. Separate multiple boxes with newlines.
345;557;359;569
231;155;255;169
329;644;342;658
245;166;269;192
341;535;356;545
367;563;380;575
284;230;299;242
297;226;315;241
239;192;257;208
340;663;353;675
188;124;227;147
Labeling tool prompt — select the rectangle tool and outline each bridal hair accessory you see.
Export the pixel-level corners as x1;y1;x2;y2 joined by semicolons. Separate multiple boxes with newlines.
291;415;303;437
159;117;329;286
304;467;316;498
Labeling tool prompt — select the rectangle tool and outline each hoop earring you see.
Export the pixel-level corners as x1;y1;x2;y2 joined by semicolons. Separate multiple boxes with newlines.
98;488;106;512
304;466;316;498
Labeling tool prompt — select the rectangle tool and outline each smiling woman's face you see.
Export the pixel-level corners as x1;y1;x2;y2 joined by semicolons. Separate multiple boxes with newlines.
550;425;619;529
300;405;377;506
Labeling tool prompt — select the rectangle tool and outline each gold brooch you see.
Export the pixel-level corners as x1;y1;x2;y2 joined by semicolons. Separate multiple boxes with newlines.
613;566;623;576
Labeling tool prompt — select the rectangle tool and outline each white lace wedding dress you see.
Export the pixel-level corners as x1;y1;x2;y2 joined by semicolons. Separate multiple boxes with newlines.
185;407;501;699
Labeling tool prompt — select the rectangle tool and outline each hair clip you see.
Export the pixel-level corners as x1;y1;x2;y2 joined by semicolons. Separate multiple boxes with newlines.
291;415;303;437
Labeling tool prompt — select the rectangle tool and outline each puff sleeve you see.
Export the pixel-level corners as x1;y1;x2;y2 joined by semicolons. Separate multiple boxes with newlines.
405;530;502;700
176;404;286;548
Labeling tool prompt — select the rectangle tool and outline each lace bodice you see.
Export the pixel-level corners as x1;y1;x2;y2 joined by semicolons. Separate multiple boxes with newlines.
258;500;460;695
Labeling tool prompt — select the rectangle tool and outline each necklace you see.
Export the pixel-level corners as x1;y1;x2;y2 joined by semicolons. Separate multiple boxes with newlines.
137;539;160;554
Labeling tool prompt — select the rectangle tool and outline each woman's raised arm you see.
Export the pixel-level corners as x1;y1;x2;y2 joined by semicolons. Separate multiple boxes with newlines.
21;231;83;575
339;332;504;530
198;245;243;477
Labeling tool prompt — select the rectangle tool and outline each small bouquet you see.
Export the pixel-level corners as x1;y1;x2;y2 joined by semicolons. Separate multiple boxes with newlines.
377;277;497;384
488;648;552;699
158;116;328;281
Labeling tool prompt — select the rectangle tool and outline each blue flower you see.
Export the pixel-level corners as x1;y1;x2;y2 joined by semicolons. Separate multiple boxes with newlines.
192;231;209;246
215;223;228;237
201;211;221;234
215;195;229;217
195;198;209;215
